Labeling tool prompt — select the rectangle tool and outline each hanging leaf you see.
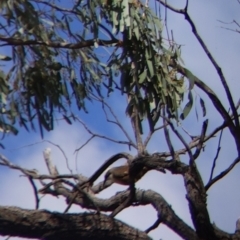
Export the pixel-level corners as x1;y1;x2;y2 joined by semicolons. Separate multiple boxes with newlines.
180;91;193;120
200;97;206;117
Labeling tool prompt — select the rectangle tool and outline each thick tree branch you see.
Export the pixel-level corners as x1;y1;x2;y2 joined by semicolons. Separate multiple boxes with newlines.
0;206;151;240
1;152;239;240
130;155;223;240
183;164;217;240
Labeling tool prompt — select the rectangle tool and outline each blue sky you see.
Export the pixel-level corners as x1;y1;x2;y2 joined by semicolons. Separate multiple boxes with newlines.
1;1;240;239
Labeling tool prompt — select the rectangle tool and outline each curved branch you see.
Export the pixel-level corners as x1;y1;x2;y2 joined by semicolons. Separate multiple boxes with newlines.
129;155;219;240
28;177;40;209
158;0;239;131
41;184;199;240
64;152;133;213
184;12;239;130
174;64;240;148
208;125;224;182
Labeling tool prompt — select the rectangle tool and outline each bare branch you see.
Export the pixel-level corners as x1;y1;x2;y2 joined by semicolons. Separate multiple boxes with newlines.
61;179;100;214
64;152;133;212
205;157;240;191
28;177;40;209
162;116;194;164
0;157;81;180
217;19;240;33
159;0;239;131
185;14;239;129
208;125;224;182
43;148;63;190
183;164;216;240
0;206;151;240
174;63;240;148
91;95;136;148
74;117;136;149
42;140;73;174
157;0;185;14
143;123;167;148
0;154;39;178
145;216;162;233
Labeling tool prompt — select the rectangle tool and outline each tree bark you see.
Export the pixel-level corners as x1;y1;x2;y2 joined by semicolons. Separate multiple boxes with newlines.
0;206;151;240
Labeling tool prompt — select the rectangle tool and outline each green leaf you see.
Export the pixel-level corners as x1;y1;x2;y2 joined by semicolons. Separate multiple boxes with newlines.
139;70;147;84
200;97;206;117
180;91;193;120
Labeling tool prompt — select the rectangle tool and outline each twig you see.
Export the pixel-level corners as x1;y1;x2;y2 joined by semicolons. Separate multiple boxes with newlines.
43;148;62;190
44;140;72;174
145;216;162;233
143;123;167;148
0;157;80;180
0;154;39;178
75;135;95;171
208;127;224;183
91;94;136;148
9;140;73;174
74;117;136;149
205;157;240;191
162;116;194;164
28;177;40;209
62;179;100;213
110;181;135;217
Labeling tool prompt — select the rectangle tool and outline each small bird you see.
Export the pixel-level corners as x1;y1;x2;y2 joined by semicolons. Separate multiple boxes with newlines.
104;164;148;186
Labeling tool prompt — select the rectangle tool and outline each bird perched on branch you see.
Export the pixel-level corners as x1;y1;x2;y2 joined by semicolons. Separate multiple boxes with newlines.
104;164;148;186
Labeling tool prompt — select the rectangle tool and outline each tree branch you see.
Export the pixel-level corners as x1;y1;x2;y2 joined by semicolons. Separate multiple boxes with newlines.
183;164;217;240
0;36;121;49
158;0;239;132
205;157;240;191
0;206;151;240
174;63;240;148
